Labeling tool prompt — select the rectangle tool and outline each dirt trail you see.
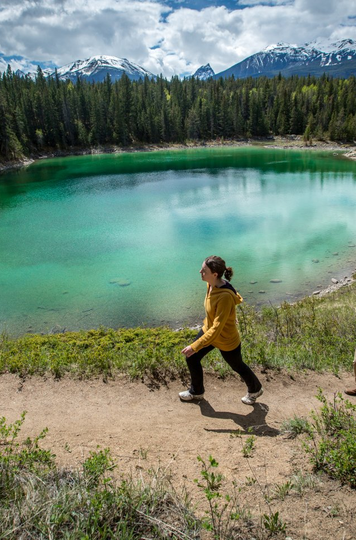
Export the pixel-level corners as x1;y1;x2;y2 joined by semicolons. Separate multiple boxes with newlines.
1;369;355;539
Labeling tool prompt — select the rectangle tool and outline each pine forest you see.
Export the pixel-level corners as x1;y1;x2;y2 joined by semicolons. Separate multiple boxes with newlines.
1;66;356;162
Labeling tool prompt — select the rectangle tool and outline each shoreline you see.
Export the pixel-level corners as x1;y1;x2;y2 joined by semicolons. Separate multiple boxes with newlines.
1;135;356;174
3;269;356;338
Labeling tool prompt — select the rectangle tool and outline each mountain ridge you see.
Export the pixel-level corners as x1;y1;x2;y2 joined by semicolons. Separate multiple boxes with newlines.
214;38;356;79
0;53;155;83
1;38;356;81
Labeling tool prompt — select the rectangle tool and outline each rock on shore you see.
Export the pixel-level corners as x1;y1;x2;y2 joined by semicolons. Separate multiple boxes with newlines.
312;273;355;297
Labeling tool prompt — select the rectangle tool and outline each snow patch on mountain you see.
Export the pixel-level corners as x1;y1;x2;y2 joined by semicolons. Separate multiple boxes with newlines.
307;38;356;54
192;63;215;80
262;39;356;65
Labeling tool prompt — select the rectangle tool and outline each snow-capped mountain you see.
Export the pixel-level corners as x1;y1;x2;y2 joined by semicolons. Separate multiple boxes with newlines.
215;39;356;79
192;63;215;80
50;55;155;82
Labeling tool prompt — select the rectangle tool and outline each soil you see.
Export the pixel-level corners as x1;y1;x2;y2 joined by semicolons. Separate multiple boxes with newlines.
2;369;355;539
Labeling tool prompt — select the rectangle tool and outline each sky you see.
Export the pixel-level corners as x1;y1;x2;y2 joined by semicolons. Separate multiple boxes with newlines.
0;0;356;78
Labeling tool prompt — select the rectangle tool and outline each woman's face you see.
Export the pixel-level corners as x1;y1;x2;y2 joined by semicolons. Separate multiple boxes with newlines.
200;262;217;283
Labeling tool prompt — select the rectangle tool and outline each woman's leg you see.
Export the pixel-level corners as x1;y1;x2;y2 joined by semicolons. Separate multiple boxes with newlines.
186;330;214;394
220;344;262;393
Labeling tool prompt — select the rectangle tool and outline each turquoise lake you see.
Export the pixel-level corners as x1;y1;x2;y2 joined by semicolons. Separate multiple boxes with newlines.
0;146;356;337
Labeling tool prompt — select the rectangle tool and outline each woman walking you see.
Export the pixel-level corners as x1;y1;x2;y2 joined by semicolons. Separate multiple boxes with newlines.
180;255;263;405
344;348;356;396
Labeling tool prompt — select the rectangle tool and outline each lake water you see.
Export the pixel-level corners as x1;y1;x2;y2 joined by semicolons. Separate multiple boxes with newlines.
1;147;356;337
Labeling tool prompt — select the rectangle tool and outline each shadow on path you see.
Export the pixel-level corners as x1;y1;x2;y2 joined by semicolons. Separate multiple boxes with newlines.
197;399;280;437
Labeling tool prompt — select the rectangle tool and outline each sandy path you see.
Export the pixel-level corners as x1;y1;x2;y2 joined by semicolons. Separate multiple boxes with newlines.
1;369;350;476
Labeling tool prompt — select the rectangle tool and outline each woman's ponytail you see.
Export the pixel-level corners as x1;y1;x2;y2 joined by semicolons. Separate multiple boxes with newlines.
223;266;234;282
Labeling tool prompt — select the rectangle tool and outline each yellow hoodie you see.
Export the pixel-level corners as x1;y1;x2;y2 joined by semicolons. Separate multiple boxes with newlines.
191;283;243;353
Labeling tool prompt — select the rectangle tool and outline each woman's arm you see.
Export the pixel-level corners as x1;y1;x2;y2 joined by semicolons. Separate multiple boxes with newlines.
181;345;195;357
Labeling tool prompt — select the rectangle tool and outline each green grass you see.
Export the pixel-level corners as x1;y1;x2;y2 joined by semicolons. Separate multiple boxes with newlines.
0;282;356;381
0;327;196;380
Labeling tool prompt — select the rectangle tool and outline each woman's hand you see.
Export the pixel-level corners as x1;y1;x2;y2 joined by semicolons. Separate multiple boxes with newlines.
181;345;194;358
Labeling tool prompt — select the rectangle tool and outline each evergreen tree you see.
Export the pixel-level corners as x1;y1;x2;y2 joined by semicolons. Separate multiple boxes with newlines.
0;90;23;160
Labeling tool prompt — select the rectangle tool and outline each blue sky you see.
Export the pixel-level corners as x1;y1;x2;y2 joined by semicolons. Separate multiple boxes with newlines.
0;0;355;77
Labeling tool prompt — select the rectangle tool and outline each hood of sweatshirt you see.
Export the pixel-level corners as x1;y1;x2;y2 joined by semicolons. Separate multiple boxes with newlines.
207;284;243;306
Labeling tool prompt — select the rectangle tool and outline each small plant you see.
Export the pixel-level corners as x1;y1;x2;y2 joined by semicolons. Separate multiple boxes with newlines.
230;429;244;438
271;480;294;501
241;456;288;536
262;511;286;534
242;435;256;458
291;471;319;494
0;411;55;475
195;455;224;536
245;476;257;486
82;446;116;488
195;455;243;539
139;446;148;460
328;505;340;517
281;415;312;439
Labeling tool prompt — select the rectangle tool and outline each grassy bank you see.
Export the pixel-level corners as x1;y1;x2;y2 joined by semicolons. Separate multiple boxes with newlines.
1;281;355;381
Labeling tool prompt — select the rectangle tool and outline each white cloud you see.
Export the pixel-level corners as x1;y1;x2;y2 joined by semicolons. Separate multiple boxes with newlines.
237;0;292;5
294;0;352;16
0;0;355;77
158;7;246;73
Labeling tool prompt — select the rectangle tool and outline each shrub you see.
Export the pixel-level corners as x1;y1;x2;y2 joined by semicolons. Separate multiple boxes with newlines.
305;390;356;487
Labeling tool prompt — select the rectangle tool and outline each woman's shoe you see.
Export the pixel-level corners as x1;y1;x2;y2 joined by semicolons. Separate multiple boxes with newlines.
179;390;204;401
241;387;263;405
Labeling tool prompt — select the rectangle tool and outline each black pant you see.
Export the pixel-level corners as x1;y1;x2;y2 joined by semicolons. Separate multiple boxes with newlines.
186;330;262;395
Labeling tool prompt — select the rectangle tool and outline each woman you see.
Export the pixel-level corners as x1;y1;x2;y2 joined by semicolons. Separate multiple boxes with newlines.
344;348;356;396
180;255;263;405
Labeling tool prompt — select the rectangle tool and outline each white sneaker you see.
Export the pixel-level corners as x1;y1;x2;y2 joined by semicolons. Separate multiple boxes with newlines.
241;388;263;405
179;390;204;401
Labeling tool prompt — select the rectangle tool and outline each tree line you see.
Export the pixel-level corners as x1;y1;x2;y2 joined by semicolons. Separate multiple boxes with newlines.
1;66;356;162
